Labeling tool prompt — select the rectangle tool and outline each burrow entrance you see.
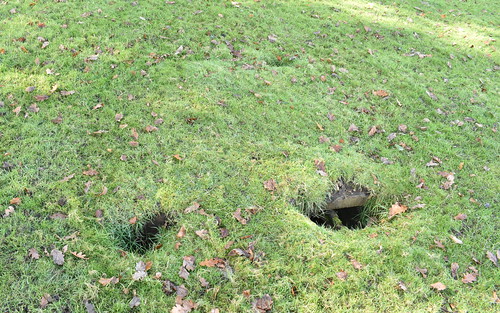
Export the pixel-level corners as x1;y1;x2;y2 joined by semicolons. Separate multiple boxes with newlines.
308;181;373;230
113;212;175;254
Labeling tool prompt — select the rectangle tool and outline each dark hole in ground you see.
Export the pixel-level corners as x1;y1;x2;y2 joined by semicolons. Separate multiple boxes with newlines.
307;181;372;230
114;212;175;254
309;206;367;229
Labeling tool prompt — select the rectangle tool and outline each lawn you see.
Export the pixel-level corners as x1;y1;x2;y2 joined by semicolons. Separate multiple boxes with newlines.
0;0;498;312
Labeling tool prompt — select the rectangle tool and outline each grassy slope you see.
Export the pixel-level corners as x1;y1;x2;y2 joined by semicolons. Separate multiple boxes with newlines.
0;0;498;312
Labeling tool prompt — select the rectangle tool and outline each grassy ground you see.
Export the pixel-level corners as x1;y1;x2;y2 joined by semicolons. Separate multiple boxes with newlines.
1;0;498;312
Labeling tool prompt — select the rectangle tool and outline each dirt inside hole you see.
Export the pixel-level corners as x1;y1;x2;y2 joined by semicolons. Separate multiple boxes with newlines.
309;206;367;229
114;212;175;254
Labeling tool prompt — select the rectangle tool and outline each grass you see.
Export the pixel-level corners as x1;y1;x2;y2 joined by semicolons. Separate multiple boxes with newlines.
0;0;498;312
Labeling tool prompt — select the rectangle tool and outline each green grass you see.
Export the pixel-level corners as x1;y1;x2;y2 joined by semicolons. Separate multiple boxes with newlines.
1;0;498;312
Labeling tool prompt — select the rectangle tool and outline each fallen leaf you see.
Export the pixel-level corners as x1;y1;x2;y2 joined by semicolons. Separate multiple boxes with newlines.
129;296;140;308
396;281;408;291
84;300;96;313
184;202;200;213
200;258;227;268
492;291;500;304
70;251;89;260
195;229;209;240
60;90;75;96
388;202;408;219
233;208;248;225
486;251;498;267
35;95;49;101
368;126;378;136
97;186;108;196
416;267;428;278
177;226;186;238
50;212;67;219
179;256;195;279
60;173;75;182
129;216;138;224
252;294;273;313
51;249;64;265
426;157;442;167
426;89;438;100
145;125;158;132
92;103;104;110
449;235;463;244
51;114;63;124
40;294;52;308
199;277;209;288
451;262;459;279
434;239;446;250
132;261;148;281
98;276;119;286
373;90;389;97
348;124;359;132
336;270;347;281
10;197;21;205
263;179;277;191
462;272;477;284
115;113;123;121
28;248;40;260
83;166;99;176
350;258;363;270
454;213;467;220
430;282;446;291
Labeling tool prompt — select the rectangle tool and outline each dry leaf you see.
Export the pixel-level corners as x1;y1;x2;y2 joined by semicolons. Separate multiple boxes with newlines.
252;294;273;313
373;90;389;97
50;249;64;265
233;208;248;225
184;202;200;213
28;248;40;260
415;267;428;278
348;124;359;132
129;296;140;308
462;272;477;284
132;261;147;281
10;197;21;205
115;113;123;121
451;262;459;279
195;229;209;240
486;251;498;267
263;179;277;191
454;213;467;220
350;259;363;270
388;202;408;219
129;216;138;224
82;166;99;176
98;276;119;286
60;173;75;182
177;226;186;238
40;294;52;308
430;282;446;291
336;270;347;281
449;235;463;244
70;251;89;260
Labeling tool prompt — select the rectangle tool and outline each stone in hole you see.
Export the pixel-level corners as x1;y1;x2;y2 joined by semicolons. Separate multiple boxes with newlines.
310;181;371;229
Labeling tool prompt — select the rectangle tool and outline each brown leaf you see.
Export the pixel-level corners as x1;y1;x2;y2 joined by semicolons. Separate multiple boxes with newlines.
348;124;359;132
350;258;363;270
373;90;389;97
60;90;75;96
13;106;22;116
195;229;209;240
486;251;498;267
40;294;52;308
92;103;104;110
263;178;277;191
426;156;442;167
388;202;408;219
172;154;183;160
454;213;467;220
50;249;64;265
97;186;108;196
59;173;75;182
396;281;408;291
132;261;147;281
184;202;200;213
28;103;40;113
177;226;186;238
98;276;119;286
434;239;446;250
430;282;446;291
131;128;139;140
129;216;138;224
28;248;40;260
25;86;36;92
368;126;378;136
145;125;158;132
252;294;273;313
51;114;63;124
10;197;21;205
233;208;248;225
70;251;89;260
129;296;140;308
83;165;99;176
336;270;347;281
330;145;342;153
314;159;327;176
84;181;93;193
115;113;123;121
415;267;428;278
35;95;49;101
200;258;227;268
449;235;463;244
462;272;477;284
426;89;438;100
451;262;459;279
